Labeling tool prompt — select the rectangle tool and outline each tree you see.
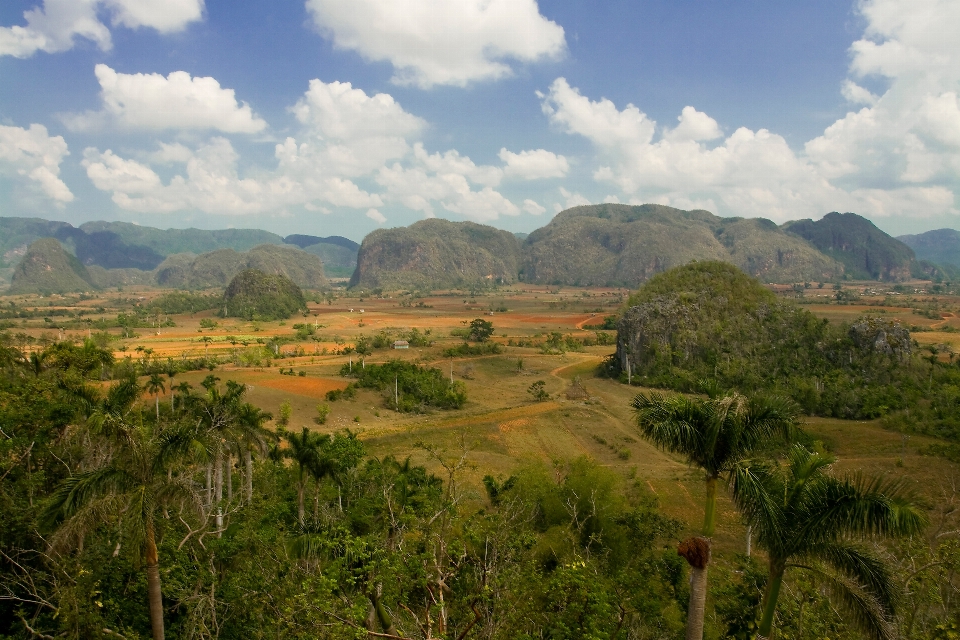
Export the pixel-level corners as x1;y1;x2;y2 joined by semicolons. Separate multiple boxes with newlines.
282;427;327;526
145;373;166;421
632;390;798;640
469;318;494;342
528;380;549;402
44;414;203;640
234;402;274;504
732;445;927;640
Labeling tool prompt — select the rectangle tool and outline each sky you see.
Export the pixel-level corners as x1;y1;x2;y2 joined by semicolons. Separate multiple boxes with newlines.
1;0;959;241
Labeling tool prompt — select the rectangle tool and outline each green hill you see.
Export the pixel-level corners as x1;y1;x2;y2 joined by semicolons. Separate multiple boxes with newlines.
898;228;960;268
520;204;842;286
79;220;284;256
155;244;327;290
223;269;307;320
350;219;521;290
616;261;920;418
8;238;97;295
783;211;913;281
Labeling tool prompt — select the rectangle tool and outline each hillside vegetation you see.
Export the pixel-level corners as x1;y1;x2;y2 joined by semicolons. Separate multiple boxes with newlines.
899;228;960;268
156;244;328;290
616;261;940;418
223;268;307;320
521;204;844;286
350;218;521;289
8;238;96;295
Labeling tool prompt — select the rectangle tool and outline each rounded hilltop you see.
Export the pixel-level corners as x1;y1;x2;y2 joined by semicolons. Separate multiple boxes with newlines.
222;268;307;321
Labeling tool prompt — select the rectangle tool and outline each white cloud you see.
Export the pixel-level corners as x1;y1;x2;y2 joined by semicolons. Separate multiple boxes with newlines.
306;0;565;88
841;80;879;106
663;106;722;142
0;0;203;58
499;148;569;179
559;187;591;209
62;65;266;133
83;138;381;214
365;208;387;224
0;123;73;202
523;199;546;215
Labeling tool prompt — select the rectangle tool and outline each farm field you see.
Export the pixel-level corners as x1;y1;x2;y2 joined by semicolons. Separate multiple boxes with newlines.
4;280;960;558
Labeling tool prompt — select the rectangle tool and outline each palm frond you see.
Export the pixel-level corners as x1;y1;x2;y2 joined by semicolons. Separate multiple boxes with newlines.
731;460;784;553
810;541;900;615
797;562;898;640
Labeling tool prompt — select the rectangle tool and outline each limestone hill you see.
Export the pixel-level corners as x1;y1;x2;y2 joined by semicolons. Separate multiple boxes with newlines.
350;219;521;290
783;211;914;281
8;238;96;295
223;269;307;320
520;204;843;287
898;228;960;268
156;244;328;290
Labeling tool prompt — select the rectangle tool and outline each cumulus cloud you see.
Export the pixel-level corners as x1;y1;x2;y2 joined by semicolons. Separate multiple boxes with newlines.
523;199;546;215
365;208;387;224
499;148;569;179
0;0;203;58
62;65;266;133
0;123;73;202
663;106;723;142
80;78;524;223
305;0;565;88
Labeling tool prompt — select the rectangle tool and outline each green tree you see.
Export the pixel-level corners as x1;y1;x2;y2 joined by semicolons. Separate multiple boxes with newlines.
469;318;494;342
44;414;203;640
282;427;326;526
631;390;797;640
732;445;927;640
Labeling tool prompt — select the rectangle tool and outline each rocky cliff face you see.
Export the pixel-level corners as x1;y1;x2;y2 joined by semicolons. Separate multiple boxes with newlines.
350;219;521;289
521;204;844;287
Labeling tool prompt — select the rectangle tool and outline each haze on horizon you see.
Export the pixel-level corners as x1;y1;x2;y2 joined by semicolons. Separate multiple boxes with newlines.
1;0;958;242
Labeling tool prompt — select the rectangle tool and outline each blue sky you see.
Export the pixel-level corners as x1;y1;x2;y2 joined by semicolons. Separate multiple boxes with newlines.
1;0;958;241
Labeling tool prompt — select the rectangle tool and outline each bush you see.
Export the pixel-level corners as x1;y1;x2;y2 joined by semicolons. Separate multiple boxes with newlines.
341;360;466;412
442;342;503;357
314;403;330;425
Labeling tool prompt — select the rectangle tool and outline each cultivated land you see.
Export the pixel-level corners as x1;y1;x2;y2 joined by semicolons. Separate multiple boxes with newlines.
4;281;960;556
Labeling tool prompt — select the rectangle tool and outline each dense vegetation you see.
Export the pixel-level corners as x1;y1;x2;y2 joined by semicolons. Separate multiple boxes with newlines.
0;336;700;639
222;269;307;321
340;359;467;411
616;261;960;420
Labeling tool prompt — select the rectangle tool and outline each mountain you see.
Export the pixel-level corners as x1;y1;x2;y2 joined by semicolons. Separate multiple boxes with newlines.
283;234;359;251
783;212;914;281
79;220;284;256
155;244;327;290
898;229;960;268
8;238;96;295
350;219;521;289
520;204;843;287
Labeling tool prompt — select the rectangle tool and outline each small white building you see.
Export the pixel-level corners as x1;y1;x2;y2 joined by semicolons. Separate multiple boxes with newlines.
393;340;409;349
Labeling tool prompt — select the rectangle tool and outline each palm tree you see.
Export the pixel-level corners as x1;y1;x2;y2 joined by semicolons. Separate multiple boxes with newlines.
283;427;329;526
234;402;274;504
44;413;203;640
732;445;927;640
632;390;797;640
145;373;166;421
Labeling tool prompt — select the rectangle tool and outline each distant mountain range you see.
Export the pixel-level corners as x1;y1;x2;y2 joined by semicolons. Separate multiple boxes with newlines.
3;207;957;294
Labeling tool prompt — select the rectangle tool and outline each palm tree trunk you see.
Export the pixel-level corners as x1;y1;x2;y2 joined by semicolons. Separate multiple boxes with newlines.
686;564;708;640
145;520;165;640
226;454;233;503
678;536;711;640
214;448;223;530
155;395;159;421
244;448;253;504
297;478;305;526
205;463;212;508
757;561;786;639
